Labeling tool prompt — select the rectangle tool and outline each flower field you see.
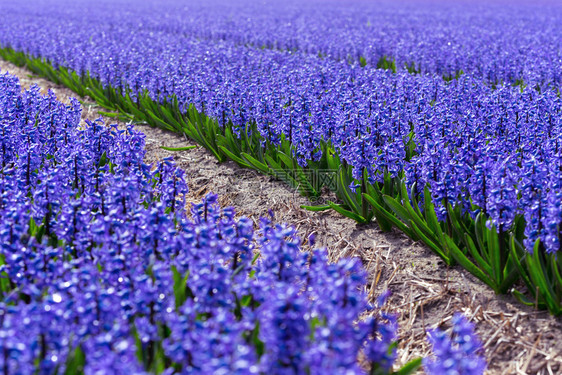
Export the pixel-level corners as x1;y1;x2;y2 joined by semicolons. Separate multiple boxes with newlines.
0;0;561;373
0;70;420;374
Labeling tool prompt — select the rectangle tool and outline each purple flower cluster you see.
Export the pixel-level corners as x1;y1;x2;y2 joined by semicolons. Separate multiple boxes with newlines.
424;313;487;375
0;70;400;373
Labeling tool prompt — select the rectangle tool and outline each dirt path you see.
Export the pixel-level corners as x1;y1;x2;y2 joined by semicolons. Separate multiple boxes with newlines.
1;59;560;374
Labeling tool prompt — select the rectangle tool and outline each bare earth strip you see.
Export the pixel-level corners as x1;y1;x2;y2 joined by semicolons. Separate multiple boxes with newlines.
1;59;560;375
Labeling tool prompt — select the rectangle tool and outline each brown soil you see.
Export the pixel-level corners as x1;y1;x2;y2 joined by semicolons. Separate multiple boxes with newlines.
1;59;561;375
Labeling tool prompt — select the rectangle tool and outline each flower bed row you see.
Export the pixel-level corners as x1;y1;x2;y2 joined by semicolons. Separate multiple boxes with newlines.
1;0;561;87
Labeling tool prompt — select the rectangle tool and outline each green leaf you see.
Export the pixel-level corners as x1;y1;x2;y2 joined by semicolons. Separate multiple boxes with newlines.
98;151;108;167
224;125;243;154
171;266;189;309
473;214;488;260
276;151;294;169
408;183;423;218
463;233;493;277
399;184;443;251
251;321;265;357
359;56;367;67
408;221;450;263
240;295;252;307
363;193;414;237
327;201;367;223
145;108;175;132
383;170;394;196
422;186;442;238
382;195;412;224
486;223;502;286
509;236;534;292
241;152;270;174
338;169;360;214
550;252;562;289
98;110;132;119
512;289;540;307
527;242;560;313
325;148;340;173
159;145;197;151
273;151;319;195
219;146;251;168
122;95;147;120
498;265;519;294
185;118;223;161
301;204;332;212
293;167;319;197
0;271;10;296
394;357;422;375
86;83;112;108
251;252;260;265
447;203;471;244
446;235;495;291
64;345;85;375
265;155;299;188
28;217;38;237
159;105;184;132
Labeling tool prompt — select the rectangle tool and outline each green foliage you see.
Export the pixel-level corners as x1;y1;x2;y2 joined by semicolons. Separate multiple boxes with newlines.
511;238;562;314
376;56;396;73
392;358;422;375
160;145;197;151
64;345;86;375
360;56;367;67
